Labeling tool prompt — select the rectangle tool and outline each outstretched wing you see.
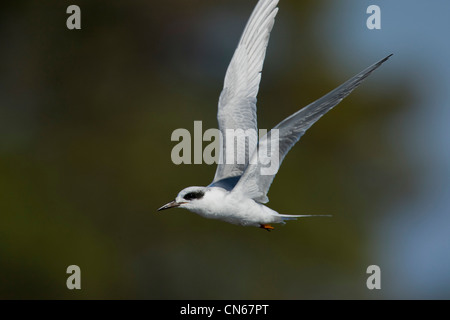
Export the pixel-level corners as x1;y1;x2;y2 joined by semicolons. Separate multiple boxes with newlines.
212;0;280;184
231;54;393;203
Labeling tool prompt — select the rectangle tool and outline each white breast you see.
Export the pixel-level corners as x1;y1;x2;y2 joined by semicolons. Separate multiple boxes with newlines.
186;187;278;227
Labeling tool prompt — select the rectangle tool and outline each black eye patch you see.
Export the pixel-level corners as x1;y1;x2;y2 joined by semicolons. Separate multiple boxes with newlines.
183;191;204;201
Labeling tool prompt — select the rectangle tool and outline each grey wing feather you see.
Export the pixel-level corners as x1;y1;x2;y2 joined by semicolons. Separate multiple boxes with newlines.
232;54;393;203
212;0;280;183
208;176;241;191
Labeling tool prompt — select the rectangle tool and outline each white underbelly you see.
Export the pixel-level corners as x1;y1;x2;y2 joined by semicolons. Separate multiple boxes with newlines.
190;197;278;227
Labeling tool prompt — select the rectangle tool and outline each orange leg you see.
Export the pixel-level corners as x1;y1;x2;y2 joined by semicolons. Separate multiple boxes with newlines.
260;224;274;231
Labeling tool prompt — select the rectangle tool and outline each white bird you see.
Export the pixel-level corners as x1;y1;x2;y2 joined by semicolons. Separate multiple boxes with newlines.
158;0;392;231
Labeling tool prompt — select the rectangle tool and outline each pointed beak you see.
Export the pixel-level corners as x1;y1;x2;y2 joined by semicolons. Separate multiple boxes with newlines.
157;200;182;211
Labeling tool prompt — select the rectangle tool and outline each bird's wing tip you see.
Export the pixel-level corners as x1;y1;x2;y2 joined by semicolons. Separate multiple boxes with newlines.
381;53;394;63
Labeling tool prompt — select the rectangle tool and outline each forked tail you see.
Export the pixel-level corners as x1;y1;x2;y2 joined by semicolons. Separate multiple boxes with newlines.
276;214;332;221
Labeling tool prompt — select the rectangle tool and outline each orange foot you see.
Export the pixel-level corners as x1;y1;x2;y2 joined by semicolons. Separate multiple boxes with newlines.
260;224;274;232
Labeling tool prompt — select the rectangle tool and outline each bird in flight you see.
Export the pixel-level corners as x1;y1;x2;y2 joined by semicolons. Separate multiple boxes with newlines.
158;0;392;231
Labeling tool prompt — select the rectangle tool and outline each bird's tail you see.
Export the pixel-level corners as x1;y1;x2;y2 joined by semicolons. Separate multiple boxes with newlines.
276;214;332;222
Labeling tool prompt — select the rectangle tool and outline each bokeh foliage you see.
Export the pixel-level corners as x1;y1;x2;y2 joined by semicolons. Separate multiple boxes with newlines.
0;0;413;299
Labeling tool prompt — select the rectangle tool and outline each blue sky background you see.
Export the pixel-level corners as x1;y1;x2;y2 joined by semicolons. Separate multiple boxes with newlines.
319;0;450;298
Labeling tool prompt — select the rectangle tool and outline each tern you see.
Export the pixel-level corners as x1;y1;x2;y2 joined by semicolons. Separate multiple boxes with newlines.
158;0;392;231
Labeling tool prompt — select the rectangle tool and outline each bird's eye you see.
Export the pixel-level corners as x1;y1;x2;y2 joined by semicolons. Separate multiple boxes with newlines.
183;191;204;201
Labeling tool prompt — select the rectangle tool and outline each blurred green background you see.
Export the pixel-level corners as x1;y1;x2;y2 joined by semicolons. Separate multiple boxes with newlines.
1;0;449;299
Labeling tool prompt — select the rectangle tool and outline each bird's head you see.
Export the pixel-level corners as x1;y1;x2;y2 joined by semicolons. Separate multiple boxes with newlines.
157;186;207;212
